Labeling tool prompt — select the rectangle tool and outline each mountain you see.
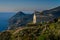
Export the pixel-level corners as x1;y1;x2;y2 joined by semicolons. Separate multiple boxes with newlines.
8;11;33;30
42;6;60;18
8;6;60;30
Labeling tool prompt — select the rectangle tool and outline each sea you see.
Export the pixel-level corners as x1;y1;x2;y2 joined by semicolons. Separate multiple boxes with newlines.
0;12;16;32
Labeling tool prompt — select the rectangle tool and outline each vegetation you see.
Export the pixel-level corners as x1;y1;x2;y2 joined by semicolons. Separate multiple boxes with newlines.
0;18;60;40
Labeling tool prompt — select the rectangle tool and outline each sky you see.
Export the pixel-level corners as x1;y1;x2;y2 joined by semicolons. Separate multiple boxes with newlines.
0;0;60;12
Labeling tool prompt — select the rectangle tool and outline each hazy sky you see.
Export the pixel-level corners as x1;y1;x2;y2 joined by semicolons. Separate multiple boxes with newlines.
0;0;60;12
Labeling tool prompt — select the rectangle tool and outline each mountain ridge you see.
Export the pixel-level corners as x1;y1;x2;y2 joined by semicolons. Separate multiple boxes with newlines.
8;6;60;30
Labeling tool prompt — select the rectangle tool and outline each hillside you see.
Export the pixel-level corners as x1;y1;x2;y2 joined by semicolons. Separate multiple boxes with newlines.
42;6;60;18
0;20;60;40
8;6;60;30
0;5;60;39
8;11;33;30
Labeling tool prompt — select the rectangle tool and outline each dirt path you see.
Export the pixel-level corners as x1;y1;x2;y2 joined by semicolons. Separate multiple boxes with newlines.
13;27;34;35
13;24;47;35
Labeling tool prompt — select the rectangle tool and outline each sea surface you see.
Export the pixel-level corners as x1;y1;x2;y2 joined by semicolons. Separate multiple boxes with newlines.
0;12;16;32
